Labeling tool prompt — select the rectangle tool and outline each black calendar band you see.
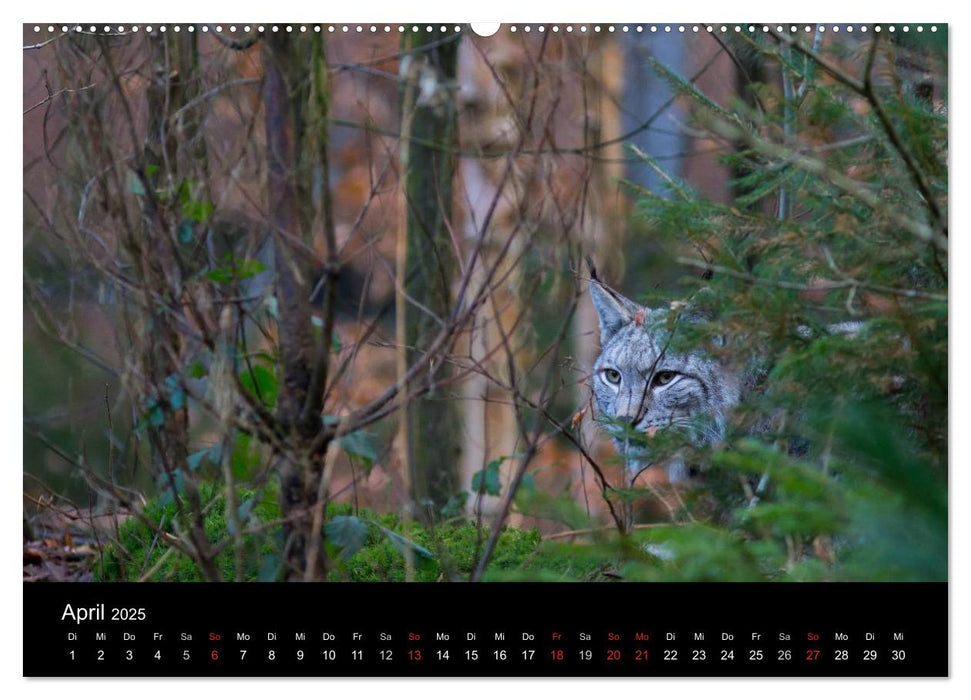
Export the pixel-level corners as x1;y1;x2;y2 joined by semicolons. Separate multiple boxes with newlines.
24;582;947;677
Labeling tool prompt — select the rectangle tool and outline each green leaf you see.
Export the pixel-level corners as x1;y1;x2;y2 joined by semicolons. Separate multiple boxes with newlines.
234;496;257;532
163;374;186;411
325;515;371;560
128;173;146;196
187;443;221;471
520;473;537;492
183;199;213;223
257;554;280;582
237;497;255;521
157;469;185;506
471;459;503;496
338;430;378;466
205;268;234;284
188;360;207;379
178;221;194;244
177;179;192;205
187;449;207;471
471;453;525;497
205;259;266;284
169;389;185;411
441;492;470;519
239;364;278;409
231;433;261;481
236;259;266;278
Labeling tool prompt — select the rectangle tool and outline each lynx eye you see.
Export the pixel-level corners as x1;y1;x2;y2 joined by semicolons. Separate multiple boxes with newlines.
653;370;677;386
602;368;622;385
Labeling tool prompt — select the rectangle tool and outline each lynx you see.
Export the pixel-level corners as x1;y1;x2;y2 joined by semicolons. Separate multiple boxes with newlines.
588;270;741;484
587;264;868;488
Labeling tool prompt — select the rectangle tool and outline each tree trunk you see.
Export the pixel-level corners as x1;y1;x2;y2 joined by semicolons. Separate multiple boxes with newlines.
455;35;526;519
400;32;462;517
262;33;325;578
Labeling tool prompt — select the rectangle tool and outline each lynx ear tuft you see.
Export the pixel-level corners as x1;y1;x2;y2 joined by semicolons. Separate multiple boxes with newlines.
588;277;641;344
585;255;599;282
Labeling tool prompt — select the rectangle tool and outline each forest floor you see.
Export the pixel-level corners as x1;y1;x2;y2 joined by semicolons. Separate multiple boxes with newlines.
23;507;126;582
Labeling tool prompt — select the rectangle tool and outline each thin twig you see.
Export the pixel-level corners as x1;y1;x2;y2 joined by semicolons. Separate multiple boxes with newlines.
676;257;946;302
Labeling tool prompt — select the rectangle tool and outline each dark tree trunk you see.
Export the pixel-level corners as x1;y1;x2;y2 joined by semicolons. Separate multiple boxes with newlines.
262;33;326;579
401;32;462;517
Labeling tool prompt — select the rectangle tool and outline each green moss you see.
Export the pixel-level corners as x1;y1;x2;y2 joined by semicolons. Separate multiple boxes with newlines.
331;514;543;582
95;487;558;582
95;483;280;582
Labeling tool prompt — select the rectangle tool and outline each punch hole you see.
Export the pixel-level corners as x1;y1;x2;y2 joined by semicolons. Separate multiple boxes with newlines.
470;23;500;37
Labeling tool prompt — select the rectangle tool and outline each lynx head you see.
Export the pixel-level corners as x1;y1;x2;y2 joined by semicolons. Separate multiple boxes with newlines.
588;274;740;483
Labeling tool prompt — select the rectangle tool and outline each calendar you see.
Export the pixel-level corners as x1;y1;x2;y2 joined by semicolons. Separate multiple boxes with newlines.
23;20;949;680
25;583;947;676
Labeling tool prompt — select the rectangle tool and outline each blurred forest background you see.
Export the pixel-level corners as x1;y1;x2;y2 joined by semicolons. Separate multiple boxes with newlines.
23;23;947;582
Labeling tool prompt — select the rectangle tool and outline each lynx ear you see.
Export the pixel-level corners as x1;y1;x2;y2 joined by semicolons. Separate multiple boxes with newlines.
589;279;641;344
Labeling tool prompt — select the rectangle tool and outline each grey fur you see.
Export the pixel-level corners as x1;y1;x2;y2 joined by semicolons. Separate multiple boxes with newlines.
589;278;740;483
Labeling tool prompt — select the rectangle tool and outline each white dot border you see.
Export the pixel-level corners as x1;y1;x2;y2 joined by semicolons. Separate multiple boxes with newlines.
27;24;941;37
